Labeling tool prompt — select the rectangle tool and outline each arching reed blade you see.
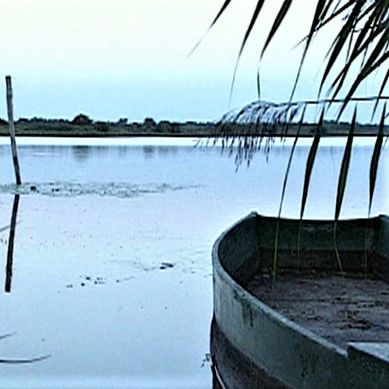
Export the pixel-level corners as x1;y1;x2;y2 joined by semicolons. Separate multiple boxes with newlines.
300;109;324;219
0;355;50;364
230;0;266;100
364;104;387;272
261;0;293;58
0;332;50;364
273;105;307;280
298;108;324;263
333;107;357;273
187;0;233;56
369;103;386;217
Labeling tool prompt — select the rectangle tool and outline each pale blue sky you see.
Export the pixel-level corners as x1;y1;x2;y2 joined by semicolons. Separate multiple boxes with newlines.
0;0;385;122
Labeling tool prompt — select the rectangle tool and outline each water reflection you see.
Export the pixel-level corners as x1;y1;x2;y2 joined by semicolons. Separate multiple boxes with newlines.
143;145;156;158
157;146;178;156
71;145;91;161
5;194;19;293
142;145;181;159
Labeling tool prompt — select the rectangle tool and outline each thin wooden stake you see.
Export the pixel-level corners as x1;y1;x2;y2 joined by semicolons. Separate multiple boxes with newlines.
5;194;20;293
5;76;21;185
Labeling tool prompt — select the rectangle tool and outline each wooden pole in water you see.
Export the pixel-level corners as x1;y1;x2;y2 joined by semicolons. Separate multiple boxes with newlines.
5;194;20;293
6;75;22;185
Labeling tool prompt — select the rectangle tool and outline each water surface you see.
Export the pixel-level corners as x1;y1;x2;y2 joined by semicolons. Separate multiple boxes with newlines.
0;137;387;388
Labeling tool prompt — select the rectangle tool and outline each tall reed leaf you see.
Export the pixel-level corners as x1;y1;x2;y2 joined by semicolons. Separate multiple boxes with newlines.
300;109;324;220
335;108;356;221
273;105;307;280
372;71;389;120
319;2;363;95
209;0;233;29
279;106;307;218
369;103;386;216
310;1;358;36
290;0;327;101
261;0;293;58
337;33;389;118
0;355;50;364
329;18;388;99
363;103;387;272
231;0;266;98
0;333;50;364
188;0;233;56
333;107;357;272
297;108;324;263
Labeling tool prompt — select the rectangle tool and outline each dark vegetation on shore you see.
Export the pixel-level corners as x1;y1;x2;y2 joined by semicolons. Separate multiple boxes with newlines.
0;113;386;137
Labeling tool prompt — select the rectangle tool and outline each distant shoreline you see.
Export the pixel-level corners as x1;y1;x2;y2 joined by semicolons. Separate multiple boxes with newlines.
0;114;387;138
0;132;384;138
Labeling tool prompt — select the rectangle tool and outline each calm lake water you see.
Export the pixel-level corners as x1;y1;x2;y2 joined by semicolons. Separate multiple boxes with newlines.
0;137;387;388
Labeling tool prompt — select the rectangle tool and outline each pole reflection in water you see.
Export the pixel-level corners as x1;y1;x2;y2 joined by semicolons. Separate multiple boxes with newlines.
1;194;51;364
5;194;20;293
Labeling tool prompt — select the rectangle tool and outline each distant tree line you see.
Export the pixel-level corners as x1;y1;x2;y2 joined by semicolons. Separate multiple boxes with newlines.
0;114;184;132
0;113;386;137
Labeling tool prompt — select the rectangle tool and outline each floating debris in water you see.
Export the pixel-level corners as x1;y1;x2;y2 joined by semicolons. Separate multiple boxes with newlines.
82;275;105;285
201;353;211;368
0;181;200;199
160;262;175;270
64;275;133;289
115;277;134;283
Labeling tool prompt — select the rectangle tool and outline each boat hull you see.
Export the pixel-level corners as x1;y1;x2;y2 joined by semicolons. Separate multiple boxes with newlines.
211;213;389;388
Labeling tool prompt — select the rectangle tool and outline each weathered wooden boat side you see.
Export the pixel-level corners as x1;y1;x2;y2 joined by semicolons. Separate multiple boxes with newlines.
211;213;389;388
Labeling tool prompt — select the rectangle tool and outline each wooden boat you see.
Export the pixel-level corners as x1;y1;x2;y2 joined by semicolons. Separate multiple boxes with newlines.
211;213;389;388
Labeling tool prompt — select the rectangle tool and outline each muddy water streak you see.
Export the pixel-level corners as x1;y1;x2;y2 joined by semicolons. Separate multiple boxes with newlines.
0;137;387;388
